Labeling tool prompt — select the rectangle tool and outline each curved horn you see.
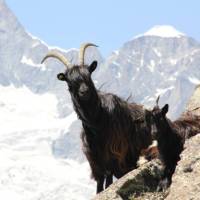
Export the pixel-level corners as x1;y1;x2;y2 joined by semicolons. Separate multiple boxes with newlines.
156;95;160;106
41;51;72;69
79;43;98;66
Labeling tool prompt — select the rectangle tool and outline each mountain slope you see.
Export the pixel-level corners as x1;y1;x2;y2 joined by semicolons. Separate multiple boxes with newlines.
0;0;103;117
186;84;200;115
96;26;200;119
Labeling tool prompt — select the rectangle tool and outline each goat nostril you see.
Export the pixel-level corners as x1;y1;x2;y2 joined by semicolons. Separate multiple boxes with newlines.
79;84;89;96
80;84;88;92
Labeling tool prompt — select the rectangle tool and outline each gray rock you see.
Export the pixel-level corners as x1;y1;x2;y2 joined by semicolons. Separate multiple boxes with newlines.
186;84;200;116
94;160;168;200
94;135;200;200
166;134;200;200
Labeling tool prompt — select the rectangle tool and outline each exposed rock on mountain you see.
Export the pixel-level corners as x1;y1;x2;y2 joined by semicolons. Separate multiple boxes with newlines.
93;159;168;200
96;25;200;119
166;134;200;200
186;84;200;116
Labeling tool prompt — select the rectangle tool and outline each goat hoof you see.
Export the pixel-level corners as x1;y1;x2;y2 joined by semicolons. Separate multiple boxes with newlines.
156;178;170;192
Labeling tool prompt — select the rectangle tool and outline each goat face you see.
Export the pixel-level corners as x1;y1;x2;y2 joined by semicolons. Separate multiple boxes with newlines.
141;104;168;139
57;61;98;101
41;43;98;101
151;104;169;123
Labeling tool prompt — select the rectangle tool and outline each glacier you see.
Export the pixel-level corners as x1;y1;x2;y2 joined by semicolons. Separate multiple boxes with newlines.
0;85;95;199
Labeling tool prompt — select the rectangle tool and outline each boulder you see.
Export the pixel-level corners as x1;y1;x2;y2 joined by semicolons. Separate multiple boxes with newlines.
94;135;200;200
166;134;200;200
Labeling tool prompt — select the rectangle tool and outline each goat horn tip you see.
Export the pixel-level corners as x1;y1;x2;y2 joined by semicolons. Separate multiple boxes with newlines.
41;58;45;64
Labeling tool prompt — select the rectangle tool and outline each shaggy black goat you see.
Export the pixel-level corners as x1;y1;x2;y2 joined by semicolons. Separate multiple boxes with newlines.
42;43;152;193
144;99;200;190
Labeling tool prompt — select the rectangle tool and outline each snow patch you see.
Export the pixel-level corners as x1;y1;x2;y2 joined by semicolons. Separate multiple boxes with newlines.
170;59;177;65
153;48;162;57
113;61;120;66
27;31;77;54
113;50;119;55
147;60;155;72
168;76;176;81
155;86;174;96
140;59;144;66
174;71;179;76
188;76;200;85
32;41;40;48
27;31;48;47
135;25;185;39
142;95;155;103
21;56;45;69
0;85;76;134
49;47;78;54
116;72;121;78
94;80;98;84
147;97;156;102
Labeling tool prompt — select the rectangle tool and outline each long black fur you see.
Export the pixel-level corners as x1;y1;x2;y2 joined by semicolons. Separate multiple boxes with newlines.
57;61;152;193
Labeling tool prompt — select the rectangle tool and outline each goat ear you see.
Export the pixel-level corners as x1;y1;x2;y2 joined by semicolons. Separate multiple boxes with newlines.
162;104;169;115
57;73;66;81
88;61;97;74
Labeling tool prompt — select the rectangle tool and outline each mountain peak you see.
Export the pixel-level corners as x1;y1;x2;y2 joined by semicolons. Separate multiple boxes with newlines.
135;25;185;39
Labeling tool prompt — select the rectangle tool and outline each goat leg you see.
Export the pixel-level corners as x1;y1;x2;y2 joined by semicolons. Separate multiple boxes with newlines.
105;174;113;188
96;176;104;194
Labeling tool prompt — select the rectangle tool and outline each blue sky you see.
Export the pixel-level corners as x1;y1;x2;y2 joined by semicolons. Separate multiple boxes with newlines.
5;0;200;57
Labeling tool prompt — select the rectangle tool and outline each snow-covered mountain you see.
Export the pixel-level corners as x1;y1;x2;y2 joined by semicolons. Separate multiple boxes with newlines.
1;0;200;199
0;0;103;118
96;25;200;119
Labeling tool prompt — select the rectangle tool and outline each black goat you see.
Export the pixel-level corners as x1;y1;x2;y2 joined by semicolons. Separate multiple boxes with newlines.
42;43;152;193
144;100;200;190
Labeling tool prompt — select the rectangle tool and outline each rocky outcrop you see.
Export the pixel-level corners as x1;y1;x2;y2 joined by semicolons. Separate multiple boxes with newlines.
94;159;168;200
186;84;200;116
94;134;200;200
166;134;200;200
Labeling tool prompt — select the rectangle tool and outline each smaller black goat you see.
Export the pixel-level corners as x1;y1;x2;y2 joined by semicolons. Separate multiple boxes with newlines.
144;100;200;190
146;104;183;190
